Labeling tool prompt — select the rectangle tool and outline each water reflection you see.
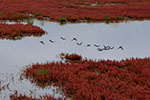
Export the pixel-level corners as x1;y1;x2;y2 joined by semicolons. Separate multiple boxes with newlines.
0;20;150;99
0;73;64;99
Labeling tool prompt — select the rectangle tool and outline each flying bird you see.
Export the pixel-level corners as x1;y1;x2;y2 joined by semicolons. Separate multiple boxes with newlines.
60;37;66;40
40;41;45;45
97;48;103;51
94;44;100;47
49;39;55;43
71;37;77;41
86;44;91;47
118;46;124;50
103;45;109;50
76;42;82;45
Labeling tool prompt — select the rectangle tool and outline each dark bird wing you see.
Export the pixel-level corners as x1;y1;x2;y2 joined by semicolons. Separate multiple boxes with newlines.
97;48;103;51
49;39;54;43
103;45;111;50
94;44;100;47
118;46;124;50
71;38;77;41
76;42;82;45
60;37;66;40
40;41;45;45
86;44;91;47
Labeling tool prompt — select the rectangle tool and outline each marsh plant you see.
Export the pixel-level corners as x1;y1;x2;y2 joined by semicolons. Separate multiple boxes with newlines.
27;20;34;25
59;17;67;24
39;69;49;75
0;12;3;16
104;15;110;23
116;16;124;20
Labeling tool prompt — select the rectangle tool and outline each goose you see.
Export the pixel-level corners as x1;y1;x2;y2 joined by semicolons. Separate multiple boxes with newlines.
49;39;55;43
40;41;45;45
71;37;77;41
97;48;103;51
106;46;114;50
76;42;82;45
60;37;66;40
86;44;91;47
94;44;100;47
103;45;109;50
118;46;124;50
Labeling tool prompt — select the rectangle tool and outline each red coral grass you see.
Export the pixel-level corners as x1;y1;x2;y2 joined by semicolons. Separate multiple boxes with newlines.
64;53;82;61
0;23;46;40
10;94;65;100
24;55;150;100
10;94;38;100
0;0;150;22
59;53;82;62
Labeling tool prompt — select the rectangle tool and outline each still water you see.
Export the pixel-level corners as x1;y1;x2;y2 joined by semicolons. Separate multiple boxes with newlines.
0;20;150;99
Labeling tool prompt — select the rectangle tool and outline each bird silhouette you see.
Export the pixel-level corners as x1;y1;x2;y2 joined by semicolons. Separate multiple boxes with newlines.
118;46;124;50
103;45;109;50
49;39;55;43
71;37;77;41
86;44;91;47
40;41;45;45
97;48;103;51
94;44;100;47
76;42;82;45
60;37;66;40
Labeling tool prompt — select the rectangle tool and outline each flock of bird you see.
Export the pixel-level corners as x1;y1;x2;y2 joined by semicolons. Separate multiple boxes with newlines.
40;37;124;51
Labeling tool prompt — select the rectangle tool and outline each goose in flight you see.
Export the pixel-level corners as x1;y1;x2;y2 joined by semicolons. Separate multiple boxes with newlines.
86;44;91;47
71;37;77;41
103;45;109;50
60;37;66;40
76;42;82;45
106;46;114;50
40;41;45;45
118;46;124;50
94;44;100;47
97;48;103;51
49;39;55;43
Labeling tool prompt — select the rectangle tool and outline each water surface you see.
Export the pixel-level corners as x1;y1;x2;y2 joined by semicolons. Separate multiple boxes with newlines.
0;20;150;99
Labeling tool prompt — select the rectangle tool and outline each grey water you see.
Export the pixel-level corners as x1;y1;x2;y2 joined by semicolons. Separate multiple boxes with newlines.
0;20;150;99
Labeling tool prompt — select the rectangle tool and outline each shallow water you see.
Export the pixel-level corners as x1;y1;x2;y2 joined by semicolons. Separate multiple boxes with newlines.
0;20;150;99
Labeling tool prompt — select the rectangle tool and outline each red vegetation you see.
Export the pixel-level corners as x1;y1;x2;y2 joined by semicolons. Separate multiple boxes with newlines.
60;53;82;62
0;24;46;40
24;54;150;100
10;94;65;100
0;0;150;22
10;94;37;100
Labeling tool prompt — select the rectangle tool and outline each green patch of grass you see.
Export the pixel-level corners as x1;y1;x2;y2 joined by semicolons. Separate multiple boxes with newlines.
39;69;49;75
104;15;110;23
0;12;3;16
34;12;41;17
59;17;67;23
27;20;34;25
116;16;124;20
